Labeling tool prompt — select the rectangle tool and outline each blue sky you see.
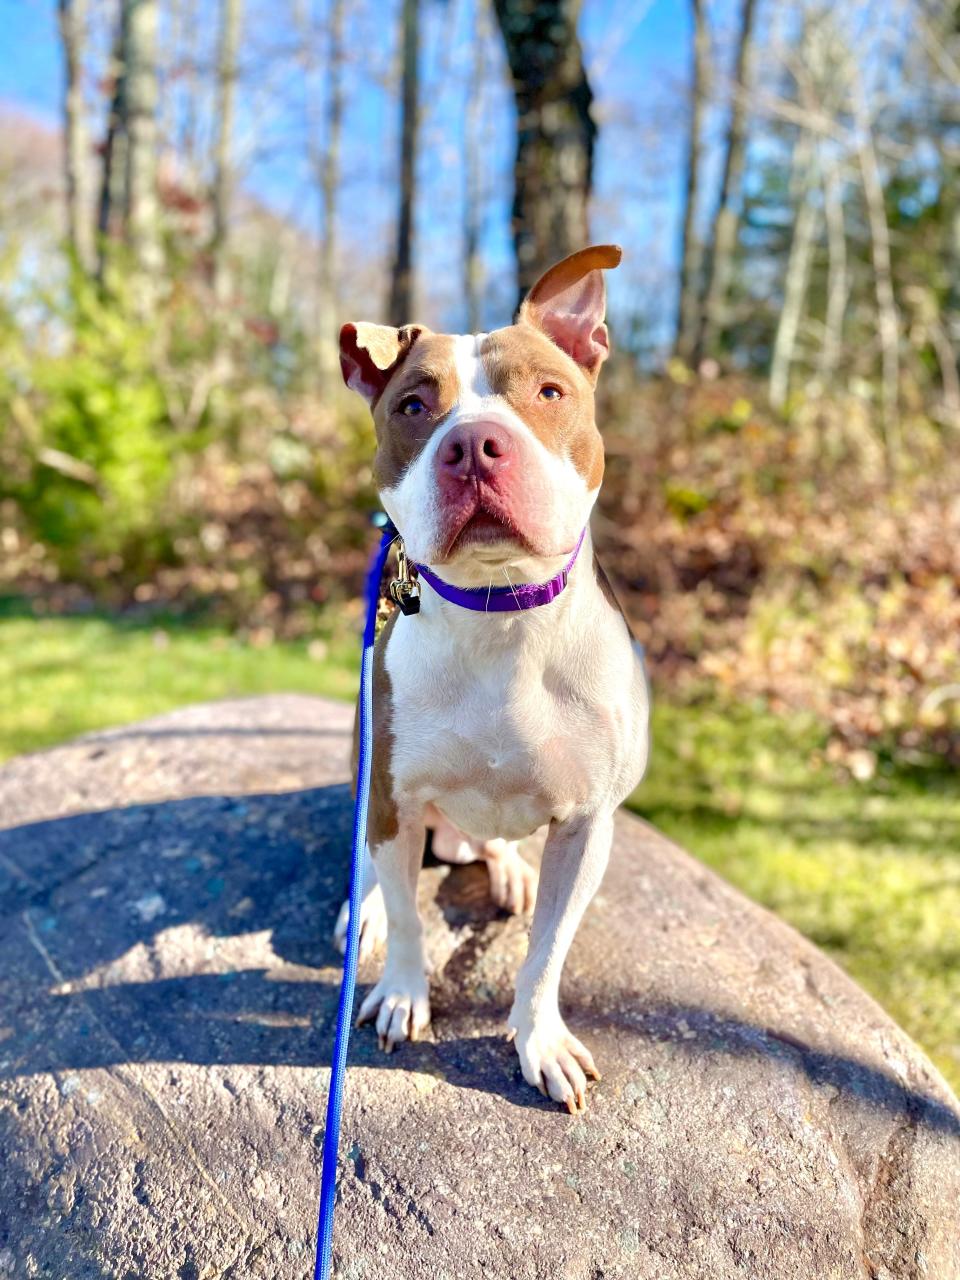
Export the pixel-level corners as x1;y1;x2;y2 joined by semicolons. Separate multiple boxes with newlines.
0;0;713;337
1;0;62;124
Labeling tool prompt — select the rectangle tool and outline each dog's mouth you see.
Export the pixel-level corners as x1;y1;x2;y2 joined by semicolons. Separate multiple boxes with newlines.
450;508;525;552
438;490;534;562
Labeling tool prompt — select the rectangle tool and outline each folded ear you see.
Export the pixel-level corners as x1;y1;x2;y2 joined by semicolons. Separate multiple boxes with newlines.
518;245;622;381
339;322;424;405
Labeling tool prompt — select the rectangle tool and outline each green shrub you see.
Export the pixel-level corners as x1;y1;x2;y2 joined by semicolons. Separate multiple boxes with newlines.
8;273;176;576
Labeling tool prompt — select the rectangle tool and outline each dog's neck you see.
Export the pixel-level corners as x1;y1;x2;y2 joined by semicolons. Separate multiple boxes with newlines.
409;524;602;648
412;541;581;593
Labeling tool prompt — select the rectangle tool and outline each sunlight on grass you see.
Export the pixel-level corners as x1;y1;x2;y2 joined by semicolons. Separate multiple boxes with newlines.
631;699;960;1091
0;605;359;759
2;605;958;1093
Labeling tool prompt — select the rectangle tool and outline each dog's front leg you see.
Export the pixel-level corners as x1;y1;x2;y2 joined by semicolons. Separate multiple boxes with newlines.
508;810;613;1112
356;812;430;1051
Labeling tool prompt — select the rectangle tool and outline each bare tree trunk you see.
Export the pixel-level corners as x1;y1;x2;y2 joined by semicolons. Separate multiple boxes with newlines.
269;230;294;320
58;0;95;273
123;0;162;293
853;84;901;476
818;146;848;384
388;0;420;326
770;132;819;411
463;0;488;332
674;0;709;364
160;0;180;164
179;0;201;179
695;0;756;364
939;158;960;425
317;0;345;385
211;0;243;305
492;0;596;304
928;318;960;426
97;24;128;278
948;187;960;317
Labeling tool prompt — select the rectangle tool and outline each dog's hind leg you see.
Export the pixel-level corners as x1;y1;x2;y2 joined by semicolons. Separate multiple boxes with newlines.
427;807;482;865
429;808;539;915
480;839;538;915
333;843;387;961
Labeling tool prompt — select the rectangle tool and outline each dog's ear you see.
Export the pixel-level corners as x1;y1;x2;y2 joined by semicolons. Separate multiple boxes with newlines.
339;322;424;405
518;245;622;382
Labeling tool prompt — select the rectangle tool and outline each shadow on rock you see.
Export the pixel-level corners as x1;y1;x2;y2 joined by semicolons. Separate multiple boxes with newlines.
1;784;958;1136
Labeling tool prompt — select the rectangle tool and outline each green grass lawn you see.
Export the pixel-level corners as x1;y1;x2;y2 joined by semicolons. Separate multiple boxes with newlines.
0;599;359;757
2;601;958;1092
634;699;960;1092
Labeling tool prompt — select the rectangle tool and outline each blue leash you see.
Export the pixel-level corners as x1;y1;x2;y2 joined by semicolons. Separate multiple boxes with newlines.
313;517;394;1280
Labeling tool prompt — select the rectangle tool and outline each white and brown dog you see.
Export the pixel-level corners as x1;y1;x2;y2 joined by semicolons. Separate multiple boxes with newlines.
335;245;649;1113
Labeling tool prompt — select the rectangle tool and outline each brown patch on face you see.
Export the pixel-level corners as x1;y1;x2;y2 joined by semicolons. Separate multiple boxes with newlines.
480;326;604;490
371;333;460;491
340;322;423;404
351;609;400;847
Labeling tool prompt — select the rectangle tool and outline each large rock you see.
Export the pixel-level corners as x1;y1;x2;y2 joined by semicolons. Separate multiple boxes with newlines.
0;695;958;1280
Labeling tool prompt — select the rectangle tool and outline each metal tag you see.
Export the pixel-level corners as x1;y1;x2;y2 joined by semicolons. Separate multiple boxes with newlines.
388;539;421;616
389;579;421;616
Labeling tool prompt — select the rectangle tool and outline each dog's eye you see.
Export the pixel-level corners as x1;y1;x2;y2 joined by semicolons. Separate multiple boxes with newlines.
538;384;563;402
398;395;426;417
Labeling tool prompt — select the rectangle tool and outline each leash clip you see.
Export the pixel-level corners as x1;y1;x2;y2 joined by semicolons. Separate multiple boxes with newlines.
388;540;421;616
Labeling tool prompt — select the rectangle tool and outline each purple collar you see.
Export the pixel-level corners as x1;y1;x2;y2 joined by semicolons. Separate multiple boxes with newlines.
413;528;587;612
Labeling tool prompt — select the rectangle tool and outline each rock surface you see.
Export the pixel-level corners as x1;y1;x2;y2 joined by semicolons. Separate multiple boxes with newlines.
1;694;958;1280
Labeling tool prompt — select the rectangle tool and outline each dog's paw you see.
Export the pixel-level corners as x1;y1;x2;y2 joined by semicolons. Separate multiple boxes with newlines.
333;885;387;962
508;1010;600;1113
356;969;431;1052
484;843;538;915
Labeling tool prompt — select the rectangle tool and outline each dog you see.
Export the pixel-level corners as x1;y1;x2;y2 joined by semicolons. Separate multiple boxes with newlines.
335;245;650;1112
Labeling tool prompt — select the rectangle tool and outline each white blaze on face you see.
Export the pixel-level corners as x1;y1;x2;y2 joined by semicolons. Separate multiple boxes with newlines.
452;332;493;414
379;333;599;581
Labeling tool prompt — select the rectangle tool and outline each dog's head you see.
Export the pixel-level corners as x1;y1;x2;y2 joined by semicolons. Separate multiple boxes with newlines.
339;245;621;586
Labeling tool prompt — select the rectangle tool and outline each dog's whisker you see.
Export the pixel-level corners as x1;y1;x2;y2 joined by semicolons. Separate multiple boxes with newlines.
500;565;523;609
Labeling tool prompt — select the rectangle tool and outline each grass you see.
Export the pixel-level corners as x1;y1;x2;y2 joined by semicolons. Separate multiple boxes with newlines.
2;600;958;1092
0;598;359;758
631;698;960;1092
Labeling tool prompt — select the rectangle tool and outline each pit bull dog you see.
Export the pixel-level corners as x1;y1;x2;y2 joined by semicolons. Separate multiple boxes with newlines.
335;245;649;1112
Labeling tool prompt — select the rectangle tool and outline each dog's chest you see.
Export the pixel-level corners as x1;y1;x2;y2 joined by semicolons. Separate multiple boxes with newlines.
384;615;629;841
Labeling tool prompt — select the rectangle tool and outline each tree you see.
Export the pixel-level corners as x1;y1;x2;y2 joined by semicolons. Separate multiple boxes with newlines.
97;0;162;296
817;140;848;385
694;0;757;364
768;129;819;410
492;0;597;303
463;0;491;332
388;0;421;326
211;0;243;306
674;0;709;363
96;22;128;274
57;0;95;273
853;73;901;473
124;0;162;289
297;0;342;384
318;0;345;384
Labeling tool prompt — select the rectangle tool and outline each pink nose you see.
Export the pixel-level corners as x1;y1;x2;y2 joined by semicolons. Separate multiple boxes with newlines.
435;421;514;482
